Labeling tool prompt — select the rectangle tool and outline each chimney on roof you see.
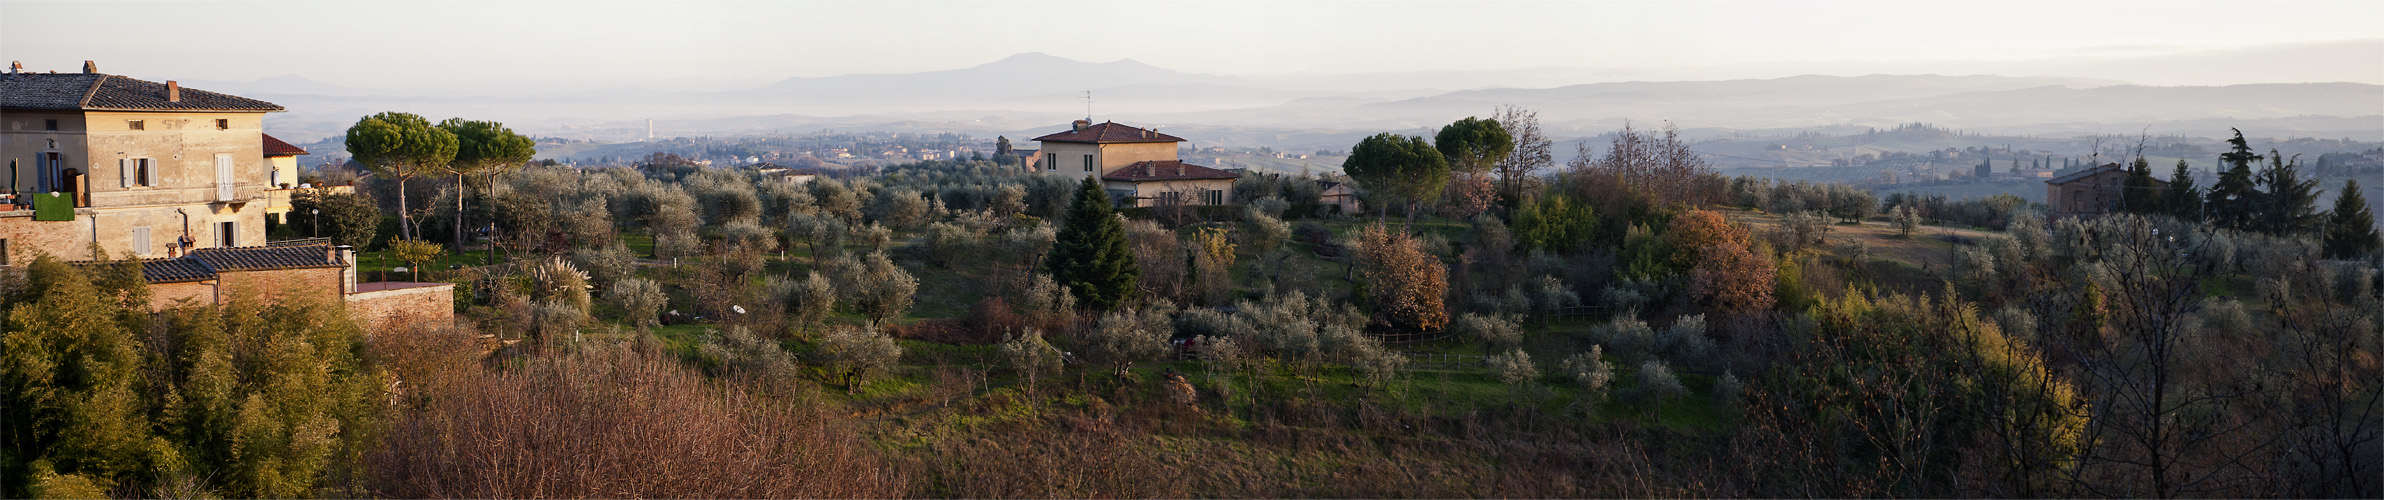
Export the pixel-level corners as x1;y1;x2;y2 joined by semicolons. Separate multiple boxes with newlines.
167;81;180;102
82;60;96;74
1071;119;1090;133
8;61;18;74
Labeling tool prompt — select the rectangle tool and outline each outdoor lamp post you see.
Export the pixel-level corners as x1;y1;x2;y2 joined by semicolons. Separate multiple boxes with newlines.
311;208;320;237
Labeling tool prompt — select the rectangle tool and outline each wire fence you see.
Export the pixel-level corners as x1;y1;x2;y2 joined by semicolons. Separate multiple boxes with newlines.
267;236;332;247
1548;305;1611;323
1372;330;1454;345
1400;352;1486;370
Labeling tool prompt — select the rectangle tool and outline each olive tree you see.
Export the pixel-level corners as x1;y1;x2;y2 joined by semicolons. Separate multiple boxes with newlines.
999;329;1062;395
1083;308;1170;378
819;324;902;391
605;276;667;329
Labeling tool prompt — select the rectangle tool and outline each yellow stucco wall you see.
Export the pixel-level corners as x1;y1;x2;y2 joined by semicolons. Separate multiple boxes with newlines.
1033;141;1183;177
2;109;274;264
268;155;299;189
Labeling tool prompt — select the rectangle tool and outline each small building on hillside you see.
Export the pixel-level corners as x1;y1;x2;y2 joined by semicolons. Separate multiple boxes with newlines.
1033;120;1237;207
1317;179;1360;214
749;162;822;185
1008;148;1039;170
2046;163;2167;217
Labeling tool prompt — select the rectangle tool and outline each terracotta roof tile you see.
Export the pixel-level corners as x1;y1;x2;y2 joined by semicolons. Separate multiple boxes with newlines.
138;258;219;284
188;244;345;272
0;72;283;112
1032;121;1186;144
262;134;308;157
69;244;344;284
1102;160;1240;182
67;258;218;284
2047;163;2123;185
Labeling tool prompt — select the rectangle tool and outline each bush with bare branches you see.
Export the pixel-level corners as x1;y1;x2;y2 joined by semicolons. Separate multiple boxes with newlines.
365;343;904;498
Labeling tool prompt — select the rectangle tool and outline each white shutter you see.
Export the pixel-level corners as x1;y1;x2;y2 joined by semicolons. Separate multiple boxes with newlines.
215;154;234;201
133;227;151;256
143;159;156;187
119;159;130;188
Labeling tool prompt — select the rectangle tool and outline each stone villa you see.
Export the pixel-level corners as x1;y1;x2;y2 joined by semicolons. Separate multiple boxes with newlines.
1032;120;1238;207
1;61;447;329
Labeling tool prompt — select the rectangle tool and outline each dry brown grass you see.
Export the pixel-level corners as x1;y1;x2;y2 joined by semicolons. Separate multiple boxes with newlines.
364;341;905;498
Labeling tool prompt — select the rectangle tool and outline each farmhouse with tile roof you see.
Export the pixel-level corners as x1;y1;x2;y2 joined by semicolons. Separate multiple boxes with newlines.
1032;120;1236;207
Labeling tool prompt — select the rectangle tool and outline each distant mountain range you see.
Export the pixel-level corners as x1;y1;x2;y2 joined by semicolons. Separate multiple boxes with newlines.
202;50;2381;147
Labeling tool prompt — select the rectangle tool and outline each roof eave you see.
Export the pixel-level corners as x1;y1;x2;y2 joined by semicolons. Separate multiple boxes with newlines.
79;106;285;113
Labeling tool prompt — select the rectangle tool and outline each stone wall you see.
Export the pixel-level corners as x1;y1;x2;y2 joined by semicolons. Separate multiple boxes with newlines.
0;212;95;265
148;280;215;310
219;267;343;306
345;283;455;334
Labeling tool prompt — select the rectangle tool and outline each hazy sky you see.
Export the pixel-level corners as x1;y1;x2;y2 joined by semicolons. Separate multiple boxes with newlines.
4;0;2380;91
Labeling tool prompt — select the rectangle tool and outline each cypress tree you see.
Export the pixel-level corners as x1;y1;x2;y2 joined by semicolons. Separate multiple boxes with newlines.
2253;149;2323;235
2164;160;2203;222
2205;129;2263;231
1045;176;1139;311
2121;156;2160;214
2323;179;2379;259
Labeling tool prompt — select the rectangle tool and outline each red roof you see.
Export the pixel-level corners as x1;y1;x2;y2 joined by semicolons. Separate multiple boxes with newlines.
262;133;308;157
1032;121;1186;144
1102;160;1239;182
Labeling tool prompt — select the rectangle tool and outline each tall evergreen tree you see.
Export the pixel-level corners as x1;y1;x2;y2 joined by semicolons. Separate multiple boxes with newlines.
1045;176;1139;311
2121;156;2160;214
2163;160;2203;222
2253;149;2323;235
2322;179;2379;259
2204;129;2263;231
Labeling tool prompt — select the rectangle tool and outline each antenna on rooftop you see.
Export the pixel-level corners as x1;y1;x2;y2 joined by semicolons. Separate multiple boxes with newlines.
1083;90;1093;121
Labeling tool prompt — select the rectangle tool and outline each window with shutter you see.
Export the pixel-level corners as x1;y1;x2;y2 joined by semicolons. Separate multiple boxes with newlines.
133;227;151;256
215;154;235;201
219;221;237;247
1083;154;1093;173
